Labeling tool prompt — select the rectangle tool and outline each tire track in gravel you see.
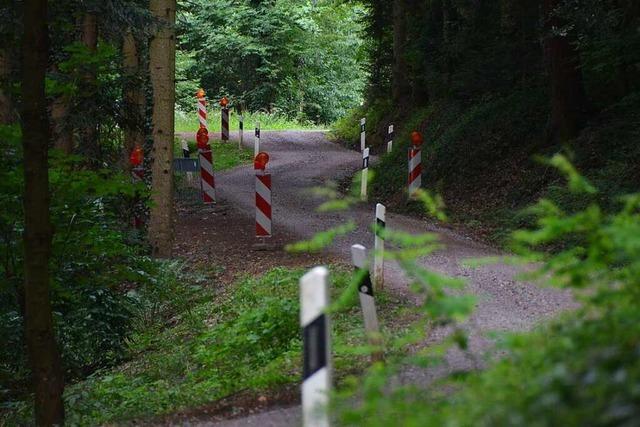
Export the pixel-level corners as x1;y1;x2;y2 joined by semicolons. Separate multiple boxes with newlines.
178;130;574;426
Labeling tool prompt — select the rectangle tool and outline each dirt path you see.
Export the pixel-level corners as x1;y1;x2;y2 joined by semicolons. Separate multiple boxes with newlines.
173;131;574;426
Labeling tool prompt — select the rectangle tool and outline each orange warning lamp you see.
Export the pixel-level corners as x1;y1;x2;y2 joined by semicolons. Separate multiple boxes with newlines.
219;96;229;108
410;131;424;147
196;127;210;149
254;152;270;170
129;146;143;167
196;88;206;98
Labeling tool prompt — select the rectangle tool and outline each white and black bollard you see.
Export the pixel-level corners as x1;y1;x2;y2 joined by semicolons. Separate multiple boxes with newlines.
301;266;331;427
387;125;394;153
360;117;366;152
374;203;385;290
238;114;244;150
351;244;382;363
181;138;190;158
360;147;370;201
254;122;261;157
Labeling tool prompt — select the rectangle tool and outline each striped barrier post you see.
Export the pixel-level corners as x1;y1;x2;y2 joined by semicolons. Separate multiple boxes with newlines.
219;97;230;141
254;122;261;157
351;244;383;363
196;90;208;129
360;117;366;152
238;114;244;150
408;131;424;198
197;127;216;204
387;125;394;153
300;266;331;427
374;203;385;290
360;147;369;201
255;152;272;238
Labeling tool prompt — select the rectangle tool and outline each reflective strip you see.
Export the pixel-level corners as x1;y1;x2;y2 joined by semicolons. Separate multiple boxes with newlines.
255;174;272;237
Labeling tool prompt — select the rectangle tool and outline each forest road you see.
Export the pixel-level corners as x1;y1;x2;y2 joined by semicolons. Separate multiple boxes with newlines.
185;130;575;426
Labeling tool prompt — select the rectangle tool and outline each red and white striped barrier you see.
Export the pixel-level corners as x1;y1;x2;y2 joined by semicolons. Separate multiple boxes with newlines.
197;96;207;129
199;148;216;204
408;131;424;198
255;172;272;237
129;146;145;228
221;107;230;141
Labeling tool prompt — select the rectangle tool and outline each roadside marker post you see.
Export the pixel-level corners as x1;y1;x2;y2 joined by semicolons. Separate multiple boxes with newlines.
196;89;208;129
387;125;394;153
238;114;244;150
129;145;145;228
197;127;216;204
300;266;331;427
351;244;383;363
254;122;261;157
220;96;230;141
408;131;423;198
254;152;272;239
181;138;190;158
361;147;370;201
360;117;366;152
374;203;385;290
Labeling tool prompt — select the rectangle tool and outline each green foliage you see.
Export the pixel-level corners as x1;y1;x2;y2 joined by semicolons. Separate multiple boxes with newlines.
173;138;253;171
178;0;368;124
174;109;323;133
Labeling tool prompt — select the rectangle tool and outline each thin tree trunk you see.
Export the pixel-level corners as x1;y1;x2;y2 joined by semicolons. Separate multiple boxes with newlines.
21;0;65;424
79;12;99;161
543;0;588;141
122;30;145;171
392;0;411;106
0;46;14;124
148;0;176;258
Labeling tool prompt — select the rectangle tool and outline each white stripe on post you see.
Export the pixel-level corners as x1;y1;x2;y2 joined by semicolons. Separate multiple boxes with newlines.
254;122;261;157
374;203;385;290
301;266;331;427
387;125;394;153
360;147;369;201
197;97;208;129
360;117;366;152
351;244;382;363
408;147;422;198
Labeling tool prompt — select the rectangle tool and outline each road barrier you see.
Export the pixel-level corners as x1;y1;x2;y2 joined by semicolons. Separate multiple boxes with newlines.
300;266;331;427
387;124;394;153
360;117;366;152
255;152;272;238
129;146;145;228
361;147;369;200
374;203;385;289
408;131;424;198
254;122;261;157
220;96;230;141
196;89;208;129
351;244;383;363
197;127;216;204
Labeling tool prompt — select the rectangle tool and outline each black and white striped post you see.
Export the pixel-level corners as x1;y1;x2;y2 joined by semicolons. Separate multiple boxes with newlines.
254;122;261;157
351;244;383;363
301;266;331;427
238;114;244;150
181;138;190;158
374;203;385;289
387;125;394;153
360;147;370;200
360;117;366;152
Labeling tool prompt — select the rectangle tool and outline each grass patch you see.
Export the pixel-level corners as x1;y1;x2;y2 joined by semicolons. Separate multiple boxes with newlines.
175;109;326;133
173;138;253;172
9;266;407;425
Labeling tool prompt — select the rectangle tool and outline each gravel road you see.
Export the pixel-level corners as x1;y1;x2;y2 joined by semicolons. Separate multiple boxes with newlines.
183;131;574;426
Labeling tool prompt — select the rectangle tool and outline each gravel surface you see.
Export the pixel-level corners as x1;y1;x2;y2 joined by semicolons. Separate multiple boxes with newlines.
175;131;575;426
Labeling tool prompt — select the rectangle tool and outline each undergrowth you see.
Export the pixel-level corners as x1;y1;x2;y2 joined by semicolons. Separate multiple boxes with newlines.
175;110;325;133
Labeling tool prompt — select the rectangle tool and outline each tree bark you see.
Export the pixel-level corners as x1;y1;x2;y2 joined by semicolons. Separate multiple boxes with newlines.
148;0;176;258
0;46;14;124
79;12;99;161
392;0;411;106
543;0;588;141
122;30;145;171
21;0;65;424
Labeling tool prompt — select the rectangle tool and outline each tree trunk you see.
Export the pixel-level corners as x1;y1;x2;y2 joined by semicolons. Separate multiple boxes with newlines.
122;30;145;171
79;12;99;161
21;0;65;424
148;0;176;258
50;65;73;154
543;0;588;141
392;0;411;106
0;46;14;124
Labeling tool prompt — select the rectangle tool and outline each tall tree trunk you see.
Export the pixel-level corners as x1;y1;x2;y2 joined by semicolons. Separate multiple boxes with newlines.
51;64;73;154
21;0;65;424
392;0;411;106
122;30;145;171
543;0;588;141
0;46;14;124
148;0;176;258
79;12;99;161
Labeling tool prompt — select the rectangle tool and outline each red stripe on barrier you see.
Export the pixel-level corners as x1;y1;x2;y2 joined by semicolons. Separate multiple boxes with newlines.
409;165;422;183
256;192;271;217
256;222;270;237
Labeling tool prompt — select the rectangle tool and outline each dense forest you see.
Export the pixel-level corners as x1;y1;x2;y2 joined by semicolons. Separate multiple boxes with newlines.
2;0;640;426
